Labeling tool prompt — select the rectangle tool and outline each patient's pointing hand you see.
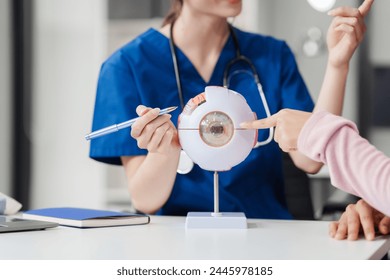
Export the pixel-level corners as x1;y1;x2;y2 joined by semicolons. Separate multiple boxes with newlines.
240;109;312;152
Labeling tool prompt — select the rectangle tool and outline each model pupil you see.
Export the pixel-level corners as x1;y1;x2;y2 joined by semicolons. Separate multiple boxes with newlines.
199;111;234;147
210;124;224;135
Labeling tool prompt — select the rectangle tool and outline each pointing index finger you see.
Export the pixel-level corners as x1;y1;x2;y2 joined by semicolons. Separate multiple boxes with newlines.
358;0;374;17
240;113;278;129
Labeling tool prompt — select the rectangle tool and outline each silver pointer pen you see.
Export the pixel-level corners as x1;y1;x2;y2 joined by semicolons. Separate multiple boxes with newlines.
85;106;178;141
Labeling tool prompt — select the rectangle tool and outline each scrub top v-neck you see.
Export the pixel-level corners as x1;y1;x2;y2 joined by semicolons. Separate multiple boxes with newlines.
90;27;314;219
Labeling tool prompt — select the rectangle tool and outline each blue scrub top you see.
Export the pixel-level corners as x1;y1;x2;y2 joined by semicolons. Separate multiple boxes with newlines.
90;27;314;219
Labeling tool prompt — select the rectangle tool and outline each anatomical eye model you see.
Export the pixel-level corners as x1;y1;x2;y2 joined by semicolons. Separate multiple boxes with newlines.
178;86;257;172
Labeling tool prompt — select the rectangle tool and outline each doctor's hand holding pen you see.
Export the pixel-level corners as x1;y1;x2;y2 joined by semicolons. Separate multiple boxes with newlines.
130;105;181;155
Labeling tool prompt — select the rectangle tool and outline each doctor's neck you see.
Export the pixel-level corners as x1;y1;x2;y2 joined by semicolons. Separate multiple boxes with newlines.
173;15;229;44
162;0;230;46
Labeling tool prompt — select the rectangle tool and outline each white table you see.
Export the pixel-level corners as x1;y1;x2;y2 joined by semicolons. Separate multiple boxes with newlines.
1;216;389;260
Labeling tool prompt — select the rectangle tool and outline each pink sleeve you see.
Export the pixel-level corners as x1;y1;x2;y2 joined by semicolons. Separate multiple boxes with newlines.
297;111;390;216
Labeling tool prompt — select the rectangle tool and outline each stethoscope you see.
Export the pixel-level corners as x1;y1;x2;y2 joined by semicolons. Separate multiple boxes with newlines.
169;22;274;174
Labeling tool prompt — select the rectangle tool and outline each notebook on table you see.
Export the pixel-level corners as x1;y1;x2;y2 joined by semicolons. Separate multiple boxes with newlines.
22;207;150;228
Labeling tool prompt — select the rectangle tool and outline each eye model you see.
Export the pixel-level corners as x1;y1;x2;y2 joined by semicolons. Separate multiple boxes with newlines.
178;86;257;171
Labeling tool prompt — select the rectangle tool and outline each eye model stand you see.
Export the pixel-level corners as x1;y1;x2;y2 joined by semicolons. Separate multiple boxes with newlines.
185;171;247;229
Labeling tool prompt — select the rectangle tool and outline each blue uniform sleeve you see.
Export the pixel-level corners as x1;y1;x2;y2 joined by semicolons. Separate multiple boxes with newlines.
89;51;147;165
279;42;314;112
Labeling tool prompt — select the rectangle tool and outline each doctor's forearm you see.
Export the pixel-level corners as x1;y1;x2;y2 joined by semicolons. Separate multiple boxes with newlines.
289;151;323;174
290;46;349;172
124;152;180;214
291;63;348;173
314;62;349;115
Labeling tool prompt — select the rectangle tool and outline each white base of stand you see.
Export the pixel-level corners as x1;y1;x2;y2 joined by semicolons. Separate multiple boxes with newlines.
185;212;247;229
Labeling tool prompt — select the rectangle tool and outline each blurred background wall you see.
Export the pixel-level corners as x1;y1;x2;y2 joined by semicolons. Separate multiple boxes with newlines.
0;0;12;198
1;0;389;217
30;0;108;209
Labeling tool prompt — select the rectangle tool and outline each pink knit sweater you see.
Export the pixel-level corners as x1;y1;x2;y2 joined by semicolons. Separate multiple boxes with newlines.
298;111;390;216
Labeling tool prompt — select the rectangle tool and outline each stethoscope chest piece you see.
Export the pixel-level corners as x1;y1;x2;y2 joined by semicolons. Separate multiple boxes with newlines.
177;150;195;174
